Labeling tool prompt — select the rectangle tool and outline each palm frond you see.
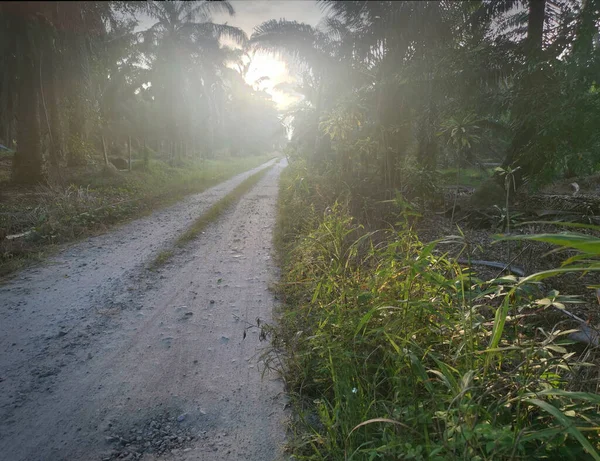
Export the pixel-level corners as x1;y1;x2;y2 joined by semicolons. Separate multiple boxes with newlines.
185;1;235;22
183;22;247;46
250;19;331;71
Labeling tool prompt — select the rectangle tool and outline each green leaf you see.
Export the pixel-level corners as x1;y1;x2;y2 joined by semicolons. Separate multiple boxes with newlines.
487;294;512;361
497;233;600;255
409;353;434;393
525;389;600;404
354;307;376;337
519;266;600;284
525;398;600;461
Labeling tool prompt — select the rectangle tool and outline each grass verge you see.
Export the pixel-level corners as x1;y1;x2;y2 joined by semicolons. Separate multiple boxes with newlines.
149;250;174;271
272;161;600;460
150;164;274;268
0;155;274;278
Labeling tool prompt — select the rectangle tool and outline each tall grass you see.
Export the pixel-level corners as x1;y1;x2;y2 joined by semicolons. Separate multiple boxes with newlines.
274;162;600;460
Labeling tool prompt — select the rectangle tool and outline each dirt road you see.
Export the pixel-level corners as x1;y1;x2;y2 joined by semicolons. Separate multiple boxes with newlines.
0;159;289;461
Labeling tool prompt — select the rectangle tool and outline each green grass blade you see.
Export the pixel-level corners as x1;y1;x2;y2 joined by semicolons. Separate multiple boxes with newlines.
526;398;600;461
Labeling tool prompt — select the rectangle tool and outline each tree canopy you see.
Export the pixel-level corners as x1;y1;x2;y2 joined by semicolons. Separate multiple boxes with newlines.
0;0;285;184
252;0;600;190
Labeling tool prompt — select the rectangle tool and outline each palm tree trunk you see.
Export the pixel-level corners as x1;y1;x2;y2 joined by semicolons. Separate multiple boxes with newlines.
46;1;63;167
311;74;325;166
417;69;438;172
101;135;108;166
0;68;14;147
501;0;547;184
526;0;546;56
142;138;148;168
13;28;44;184
43;42;63;167
66;27;91;167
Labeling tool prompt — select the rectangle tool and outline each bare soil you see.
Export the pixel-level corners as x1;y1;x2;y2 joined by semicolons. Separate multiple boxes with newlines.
0;159;290;461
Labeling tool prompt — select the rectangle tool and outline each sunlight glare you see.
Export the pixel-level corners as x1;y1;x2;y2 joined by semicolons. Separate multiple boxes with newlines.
244;52;301;110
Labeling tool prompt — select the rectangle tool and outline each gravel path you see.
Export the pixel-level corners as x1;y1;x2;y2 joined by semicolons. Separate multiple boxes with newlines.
0;159;289;461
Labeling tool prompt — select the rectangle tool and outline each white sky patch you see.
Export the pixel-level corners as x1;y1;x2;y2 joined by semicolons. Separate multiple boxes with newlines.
214;0;323;110
244;53;301;109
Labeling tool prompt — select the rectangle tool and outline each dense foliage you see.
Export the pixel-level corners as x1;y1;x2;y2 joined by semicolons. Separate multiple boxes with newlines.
253;0;600;191
274;160;600;460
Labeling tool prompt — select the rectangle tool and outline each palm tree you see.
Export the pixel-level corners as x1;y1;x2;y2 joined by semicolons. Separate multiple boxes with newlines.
0;4;18;152
1;2;122;181
141;1;246;158
251;19;354;164
57;2;115;166
1;2;46;184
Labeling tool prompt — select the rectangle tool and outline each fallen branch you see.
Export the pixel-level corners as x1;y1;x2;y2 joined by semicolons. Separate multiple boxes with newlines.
457;259;525;277
5;230;33;240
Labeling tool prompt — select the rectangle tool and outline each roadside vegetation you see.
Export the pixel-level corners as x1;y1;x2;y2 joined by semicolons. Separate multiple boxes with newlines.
262;1;600;459
274;161;600;460
0;154;271;277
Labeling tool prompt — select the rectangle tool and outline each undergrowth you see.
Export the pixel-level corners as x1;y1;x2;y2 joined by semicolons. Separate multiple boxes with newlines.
273;161;600;460
0;155;273;277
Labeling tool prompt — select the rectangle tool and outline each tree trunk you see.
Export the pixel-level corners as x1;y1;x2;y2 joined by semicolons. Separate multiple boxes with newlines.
66;24;91;167
46;2;63;166
43;40;63;167
526;0;546;56
500;0;547;185
417;110;438;172
143;138;149;167
128;135;132;171
102;135;108;165
13;26;44;184
5;82;15;151
0;64;14;148
415;68;439;173
311;74;325;167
